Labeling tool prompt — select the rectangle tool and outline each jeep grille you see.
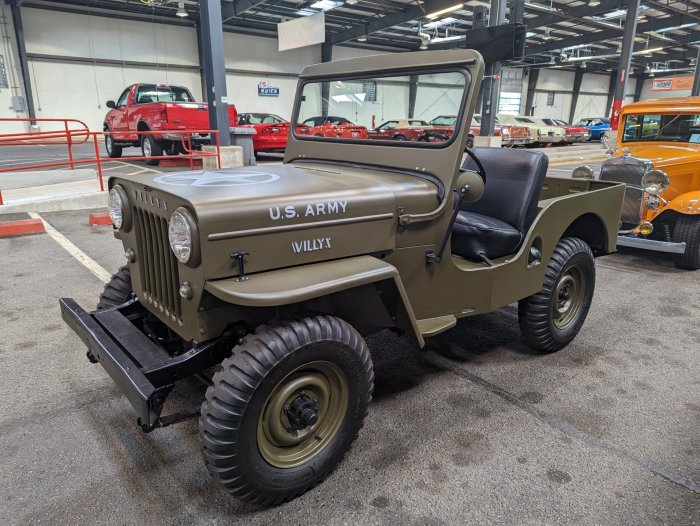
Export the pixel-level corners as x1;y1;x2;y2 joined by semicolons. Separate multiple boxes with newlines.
599;157;646;227
133;206;182;322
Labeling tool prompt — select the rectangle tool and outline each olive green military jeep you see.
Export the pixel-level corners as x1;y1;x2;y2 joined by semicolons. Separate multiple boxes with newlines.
60;50;625;506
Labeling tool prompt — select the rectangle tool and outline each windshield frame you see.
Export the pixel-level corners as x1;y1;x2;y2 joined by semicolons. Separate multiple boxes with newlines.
291;67;472;150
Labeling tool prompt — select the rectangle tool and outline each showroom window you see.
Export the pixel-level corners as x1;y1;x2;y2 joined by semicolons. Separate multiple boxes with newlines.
498;92;521;114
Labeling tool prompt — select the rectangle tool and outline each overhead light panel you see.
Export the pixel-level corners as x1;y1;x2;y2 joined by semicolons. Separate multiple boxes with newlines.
426;3;463;19
588;0;600;6
543;28;552;41
424;17;457;30
310;0;343;11
176;1;187;17
655;22;698;33
357;34;367;42
297;8;318;15
431;35;466;44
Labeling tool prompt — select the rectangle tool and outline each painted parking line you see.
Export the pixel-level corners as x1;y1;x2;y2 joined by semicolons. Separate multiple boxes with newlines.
28;212;111;284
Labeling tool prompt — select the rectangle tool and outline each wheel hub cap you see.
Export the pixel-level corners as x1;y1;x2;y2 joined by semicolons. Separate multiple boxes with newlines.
257;361;349;468
553;267;585;329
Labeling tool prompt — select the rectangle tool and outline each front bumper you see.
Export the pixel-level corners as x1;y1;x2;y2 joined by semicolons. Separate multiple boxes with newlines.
616;235;686;254
60;298;173;429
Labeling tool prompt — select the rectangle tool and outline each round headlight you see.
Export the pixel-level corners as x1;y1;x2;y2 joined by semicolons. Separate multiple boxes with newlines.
168;209;194;263
572;165;595;180
108;185;130;230
641;169;669;195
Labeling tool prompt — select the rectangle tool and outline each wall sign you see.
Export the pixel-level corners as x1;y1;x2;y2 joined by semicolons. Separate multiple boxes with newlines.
652;76;693;91
258;81;280;97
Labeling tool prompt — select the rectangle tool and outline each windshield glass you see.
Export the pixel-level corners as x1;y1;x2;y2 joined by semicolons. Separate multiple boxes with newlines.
622;113;700;143
294;71;467;146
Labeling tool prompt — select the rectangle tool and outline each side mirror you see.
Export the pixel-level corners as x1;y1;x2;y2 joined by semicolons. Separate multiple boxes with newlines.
106;100;116;109
456;169;485;203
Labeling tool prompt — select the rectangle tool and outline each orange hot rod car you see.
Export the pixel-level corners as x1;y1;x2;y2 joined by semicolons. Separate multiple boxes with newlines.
574;97;700;269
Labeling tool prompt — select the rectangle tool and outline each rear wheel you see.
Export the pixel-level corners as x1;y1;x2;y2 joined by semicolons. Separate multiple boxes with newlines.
519;237;595;352
200;315;373;506
394;134;407;141
141;134;163;165
104;129;123;158
672;215;700;270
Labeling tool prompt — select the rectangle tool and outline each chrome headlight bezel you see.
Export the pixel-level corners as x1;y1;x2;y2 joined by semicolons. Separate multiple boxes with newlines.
108;185;131;231
572;165;595;180
641;169;669;196
168;207;200;267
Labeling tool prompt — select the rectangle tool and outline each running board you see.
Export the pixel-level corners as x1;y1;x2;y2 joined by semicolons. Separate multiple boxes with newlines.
616;236;686;254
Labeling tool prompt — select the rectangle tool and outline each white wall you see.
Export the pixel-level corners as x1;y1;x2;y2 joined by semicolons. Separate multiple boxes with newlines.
0;1;29;134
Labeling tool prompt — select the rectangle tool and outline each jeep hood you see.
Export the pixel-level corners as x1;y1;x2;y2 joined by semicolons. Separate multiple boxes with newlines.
114;162;440;278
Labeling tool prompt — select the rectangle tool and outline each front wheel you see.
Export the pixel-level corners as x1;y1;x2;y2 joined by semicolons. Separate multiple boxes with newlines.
96;265;132;310
518;237;595;352
672;215;700;270
200;315;374;506
141;134;163;165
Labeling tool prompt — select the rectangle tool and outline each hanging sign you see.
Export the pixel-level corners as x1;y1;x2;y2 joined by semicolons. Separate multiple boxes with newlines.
652;76;693;91
258;81;280;97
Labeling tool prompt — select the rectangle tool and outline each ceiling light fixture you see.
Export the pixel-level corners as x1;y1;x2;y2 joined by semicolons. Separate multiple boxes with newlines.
425;3;463;19
176;1;187;17
588;0;600;6
581;61;587;69
543;28;552;40
310;0;343;11
431;35;466;43
357;34;367;42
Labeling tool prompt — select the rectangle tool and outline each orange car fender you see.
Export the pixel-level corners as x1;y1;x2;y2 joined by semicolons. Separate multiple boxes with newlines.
664;190;700;215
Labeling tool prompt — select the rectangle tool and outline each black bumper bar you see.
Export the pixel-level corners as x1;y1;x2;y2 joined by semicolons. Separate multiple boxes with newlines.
59;298;172;430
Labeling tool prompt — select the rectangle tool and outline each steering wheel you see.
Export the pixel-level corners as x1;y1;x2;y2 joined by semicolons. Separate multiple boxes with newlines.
464;147;487;183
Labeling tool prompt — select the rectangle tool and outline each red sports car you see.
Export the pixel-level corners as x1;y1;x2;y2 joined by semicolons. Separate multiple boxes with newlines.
238;113;309;153
302;116;369;139
368;119;448;141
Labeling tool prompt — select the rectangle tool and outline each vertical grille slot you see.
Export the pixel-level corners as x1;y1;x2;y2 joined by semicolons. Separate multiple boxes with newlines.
133;206;181;321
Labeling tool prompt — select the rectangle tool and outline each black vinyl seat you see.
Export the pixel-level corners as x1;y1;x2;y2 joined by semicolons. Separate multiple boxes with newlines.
452;147;548;262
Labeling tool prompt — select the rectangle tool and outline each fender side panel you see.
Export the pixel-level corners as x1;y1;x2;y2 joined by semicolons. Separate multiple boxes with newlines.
205;255;424;346
663;190;700;215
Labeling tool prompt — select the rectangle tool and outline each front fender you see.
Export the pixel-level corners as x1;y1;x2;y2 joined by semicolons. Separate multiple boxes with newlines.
663;190;700;215
204;255;424;346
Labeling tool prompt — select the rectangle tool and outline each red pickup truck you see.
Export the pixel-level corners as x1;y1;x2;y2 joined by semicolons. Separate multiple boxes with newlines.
103;83;237;165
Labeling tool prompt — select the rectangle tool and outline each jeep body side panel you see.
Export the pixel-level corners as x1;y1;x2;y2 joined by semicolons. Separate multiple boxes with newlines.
205;255;424;346
382;178;625;325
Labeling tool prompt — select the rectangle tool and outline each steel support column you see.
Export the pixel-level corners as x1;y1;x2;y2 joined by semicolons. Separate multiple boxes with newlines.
569;68;584;124
408;75;418;118
605;69;617;117
609;0;640;131
199;0;231;145
479;0;506;137
634;73;645;101
692;48;700;97
10;1;36;122
525;68;539;116
195;24;207;102
321;43;332;118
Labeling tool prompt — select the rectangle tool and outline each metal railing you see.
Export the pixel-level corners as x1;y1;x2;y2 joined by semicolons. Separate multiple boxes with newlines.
0;118;222;205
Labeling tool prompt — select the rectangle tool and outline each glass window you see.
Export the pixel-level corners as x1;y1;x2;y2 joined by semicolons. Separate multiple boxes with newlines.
622;113;700;143
295;71;468;146
546;92;555;106
135;85;194;104
498;92;521;114
116;88;130;108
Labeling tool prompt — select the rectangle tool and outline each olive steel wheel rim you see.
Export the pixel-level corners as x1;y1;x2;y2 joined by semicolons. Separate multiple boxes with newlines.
257;360;349;469
553;266;586;329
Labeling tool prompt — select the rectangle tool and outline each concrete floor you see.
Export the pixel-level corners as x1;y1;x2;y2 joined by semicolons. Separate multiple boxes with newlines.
0;157;698;525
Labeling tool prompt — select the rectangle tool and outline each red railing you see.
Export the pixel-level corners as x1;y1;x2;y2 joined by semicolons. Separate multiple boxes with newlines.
0;118;222;205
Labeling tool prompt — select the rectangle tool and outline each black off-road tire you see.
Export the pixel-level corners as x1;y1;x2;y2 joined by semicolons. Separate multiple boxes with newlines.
518;237;595;352
141;134;163;165
200;315;374;506
104;129;123;158
96;265;132;310
672;215;700;270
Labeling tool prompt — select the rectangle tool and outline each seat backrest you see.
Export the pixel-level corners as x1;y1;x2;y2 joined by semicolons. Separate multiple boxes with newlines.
461;147;548;232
